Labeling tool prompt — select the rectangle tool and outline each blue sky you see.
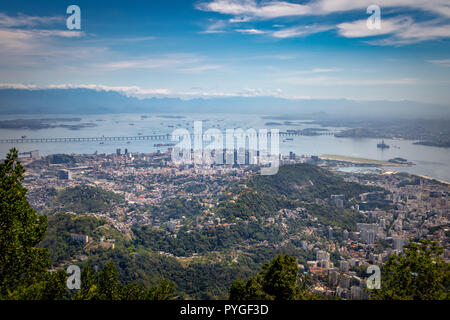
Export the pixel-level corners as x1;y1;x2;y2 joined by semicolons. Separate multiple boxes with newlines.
0;0;449;104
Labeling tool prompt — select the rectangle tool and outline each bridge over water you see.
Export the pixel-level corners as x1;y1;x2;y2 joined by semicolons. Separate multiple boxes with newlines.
0;131;334;144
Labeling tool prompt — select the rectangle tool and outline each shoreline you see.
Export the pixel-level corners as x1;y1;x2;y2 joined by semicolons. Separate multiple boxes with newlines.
319;154;413;167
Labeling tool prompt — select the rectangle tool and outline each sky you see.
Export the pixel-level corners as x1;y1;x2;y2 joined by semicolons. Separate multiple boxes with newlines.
0;0;449;105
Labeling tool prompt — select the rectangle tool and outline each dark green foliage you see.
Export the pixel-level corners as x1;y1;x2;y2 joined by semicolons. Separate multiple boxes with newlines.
216;191;292;219
216;164;368;230
39;213;120;265
142;198;203;221
73;261;175;300
248;163;379;201
229;279;247;300
185;183;207;194
97;260;120;299
302;203;364;231
163;198;202;219
229;254;310;300
133;222;283;257
261;254;300;300
85;247;254;299
49;185;125;214
7;270;67;300
371;239;450;300
0;149;55;298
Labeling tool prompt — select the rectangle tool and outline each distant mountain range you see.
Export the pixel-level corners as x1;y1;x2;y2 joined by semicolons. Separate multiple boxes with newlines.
0;88;448;119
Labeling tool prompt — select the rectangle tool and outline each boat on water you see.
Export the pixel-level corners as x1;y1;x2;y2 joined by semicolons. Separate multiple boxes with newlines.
21;135;27;139
283;138;294;142
377;140;390;149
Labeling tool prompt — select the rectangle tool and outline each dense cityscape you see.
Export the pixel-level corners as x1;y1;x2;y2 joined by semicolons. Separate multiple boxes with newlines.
16;147;449;300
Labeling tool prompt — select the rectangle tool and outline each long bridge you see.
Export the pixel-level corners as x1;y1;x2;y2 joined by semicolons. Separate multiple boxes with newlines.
0;131;334;144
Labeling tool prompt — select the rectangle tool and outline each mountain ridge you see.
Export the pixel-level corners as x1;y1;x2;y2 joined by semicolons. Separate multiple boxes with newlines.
0;88;448;119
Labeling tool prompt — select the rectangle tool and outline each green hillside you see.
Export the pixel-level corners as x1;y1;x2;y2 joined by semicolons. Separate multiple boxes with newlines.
48;186;125;214
248;163;380;200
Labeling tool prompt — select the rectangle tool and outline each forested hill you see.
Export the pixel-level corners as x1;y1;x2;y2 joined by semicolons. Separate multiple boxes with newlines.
214;164;381;230
247;163;380;201
46;186;125;214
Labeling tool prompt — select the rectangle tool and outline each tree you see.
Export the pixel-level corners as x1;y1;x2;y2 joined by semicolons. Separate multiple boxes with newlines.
73;264;99;300
73;262;175;300
0;149;61;298
229;279;247;300
261;254;299;300
229;254;308;300
7;270;67;300
97;261;120;300
371;239;450;300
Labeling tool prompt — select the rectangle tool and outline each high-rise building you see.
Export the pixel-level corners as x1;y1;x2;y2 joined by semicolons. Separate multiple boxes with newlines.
116;148;121;156
393;237;408;251
339;275;351;289
329;270;339;286
361;230;376;244
340;260;350;272
350;286;364;300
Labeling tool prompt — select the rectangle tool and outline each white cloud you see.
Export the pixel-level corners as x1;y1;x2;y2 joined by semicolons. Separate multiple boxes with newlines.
0;28;84;54
0;12;85;57
271;24;332;38
234;24;332;38
96;58;181;71
0;83;285;99
200;20;228;33
428;59;450;67
91;55;221;74
291;68;341;75
196;1;450;44
337;17;412;38
337;17;450;45
0;12;64;27
179;65;221;73
0;83;171;97
279;76;419;86
235;28;266;34
229;16;252;23
394;20;450;42
314;0;450;18
196;0;311;19
197;0;450;18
